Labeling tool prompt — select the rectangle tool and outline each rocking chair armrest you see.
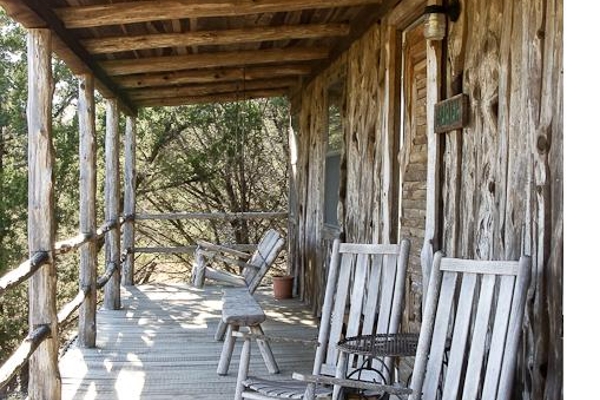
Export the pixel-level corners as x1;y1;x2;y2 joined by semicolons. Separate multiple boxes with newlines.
196;249;258;270
232;331;319;348
196;240;252;259
291;373;412;396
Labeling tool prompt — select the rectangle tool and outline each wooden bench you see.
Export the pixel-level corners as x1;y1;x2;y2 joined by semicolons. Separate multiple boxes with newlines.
217;288;279;376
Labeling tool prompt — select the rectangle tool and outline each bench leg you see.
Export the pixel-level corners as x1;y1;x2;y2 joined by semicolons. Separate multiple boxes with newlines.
250;325;279;374
217;324;239;375
215;319;227;341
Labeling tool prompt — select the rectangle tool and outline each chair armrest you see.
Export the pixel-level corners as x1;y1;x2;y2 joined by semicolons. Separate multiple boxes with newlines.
204;267;247;287
197;240;252;259
291;373;412;396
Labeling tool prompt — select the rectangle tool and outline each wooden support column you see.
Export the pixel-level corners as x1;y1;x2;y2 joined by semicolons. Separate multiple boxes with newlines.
122;116;136;286
104;98;121;309
77;73;97;347
26;28;61;399
420;1;444;302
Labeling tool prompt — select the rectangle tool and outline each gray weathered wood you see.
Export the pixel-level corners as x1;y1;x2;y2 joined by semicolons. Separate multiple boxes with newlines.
0;325;51;390
218;288;279;376
408;253;531;400
77;73;98;348
420;15;443;306
122;115;136;286
237;240;411;400
26;28;61;400
59;284;319;400
0;252;49;296
103;98;121;310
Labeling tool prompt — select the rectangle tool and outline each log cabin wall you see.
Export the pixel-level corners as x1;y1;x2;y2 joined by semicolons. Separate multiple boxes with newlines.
443;1;562;399
291;25;392;314
292;0;562;398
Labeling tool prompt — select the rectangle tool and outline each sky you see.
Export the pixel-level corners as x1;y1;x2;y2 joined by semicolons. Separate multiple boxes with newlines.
564;2;599;398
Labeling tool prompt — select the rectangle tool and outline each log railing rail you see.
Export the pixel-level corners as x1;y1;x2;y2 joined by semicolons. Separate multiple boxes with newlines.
0;217;128;391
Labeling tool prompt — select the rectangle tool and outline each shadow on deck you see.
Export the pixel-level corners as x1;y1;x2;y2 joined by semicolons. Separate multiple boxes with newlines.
59;283;318;400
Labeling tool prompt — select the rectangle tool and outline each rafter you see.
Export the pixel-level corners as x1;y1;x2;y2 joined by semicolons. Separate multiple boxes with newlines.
54;0;382;29
83;23;349;54
128;77;299;101
136;88;289;108
101;47;329;76
113;64;313;89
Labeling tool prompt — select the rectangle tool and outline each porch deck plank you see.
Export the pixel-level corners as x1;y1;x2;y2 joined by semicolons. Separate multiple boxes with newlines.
59;283;318;400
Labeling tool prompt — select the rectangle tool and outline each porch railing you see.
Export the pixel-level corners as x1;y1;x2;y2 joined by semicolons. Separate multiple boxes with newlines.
0;211;287;392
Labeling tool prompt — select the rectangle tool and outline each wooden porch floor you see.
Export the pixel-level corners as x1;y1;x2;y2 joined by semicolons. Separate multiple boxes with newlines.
59;283;319;399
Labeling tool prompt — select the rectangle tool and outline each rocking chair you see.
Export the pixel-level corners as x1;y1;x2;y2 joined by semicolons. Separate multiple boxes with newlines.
234;238;412;400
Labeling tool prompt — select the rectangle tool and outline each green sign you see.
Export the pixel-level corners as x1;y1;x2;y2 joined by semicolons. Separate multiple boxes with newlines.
434;94;469;133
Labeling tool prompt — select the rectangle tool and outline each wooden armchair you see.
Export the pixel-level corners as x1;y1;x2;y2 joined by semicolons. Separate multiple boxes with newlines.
191;229;285;340
234;238;412;400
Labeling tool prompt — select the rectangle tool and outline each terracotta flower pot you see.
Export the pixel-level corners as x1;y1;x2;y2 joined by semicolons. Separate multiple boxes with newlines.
272;275;294;299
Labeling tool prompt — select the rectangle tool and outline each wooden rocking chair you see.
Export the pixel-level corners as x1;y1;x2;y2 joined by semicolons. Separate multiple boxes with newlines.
406;251;531;400
192;228;285;341
234;238;412;400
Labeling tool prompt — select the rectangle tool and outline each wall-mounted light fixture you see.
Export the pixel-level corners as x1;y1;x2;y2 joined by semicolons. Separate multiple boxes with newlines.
423;1;461;41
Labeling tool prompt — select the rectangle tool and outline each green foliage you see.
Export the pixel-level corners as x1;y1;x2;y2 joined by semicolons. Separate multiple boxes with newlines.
0;8;290;392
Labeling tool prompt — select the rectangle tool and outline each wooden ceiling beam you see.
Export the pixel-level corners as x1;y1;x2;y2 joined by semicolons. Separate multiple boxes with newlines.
55;0;382;29
128;77;299;101
101;47;329;76
84;23;350;54
114;64;314;89
137;88;289;108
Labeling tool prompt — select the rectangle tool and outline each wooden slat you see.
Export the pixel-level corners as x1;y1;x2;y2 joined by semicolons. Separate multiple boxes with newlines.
326;252;353;365
421;271;457;400
461;274;501;399
361;254;383;336
338;243;403;255
496;256;531;400
440;258;520;276
55;0;382;28
346;253;368;339
113;64;313;89
101;47;330;76
441;273;477;400
84;23;350;54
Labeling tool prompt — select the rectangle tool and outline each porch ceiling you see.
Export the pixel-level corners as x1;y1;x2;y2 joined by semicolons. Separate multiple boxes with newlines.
0;0;402;115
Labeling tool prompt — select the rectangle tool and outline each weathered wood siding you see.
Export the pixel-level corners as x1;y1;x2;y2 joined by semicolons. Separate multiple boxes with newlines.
292;26;392;312
292;0;562;398
441;1;563;399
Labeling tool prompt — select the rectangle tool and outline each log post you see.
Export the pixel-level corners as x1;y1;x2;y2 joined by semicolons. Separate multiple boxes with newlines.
77;73;97;347
26;28;61;399
122;116;136;286
420;0;444;303
104;98;121;309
